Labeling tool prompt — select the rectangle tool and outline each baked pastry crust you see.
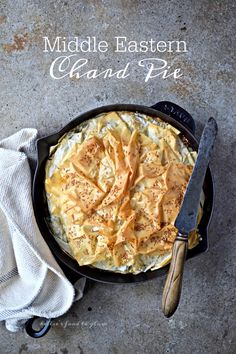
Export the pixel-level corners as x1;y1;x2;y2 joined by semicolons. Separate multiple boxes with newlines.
45;111;203;274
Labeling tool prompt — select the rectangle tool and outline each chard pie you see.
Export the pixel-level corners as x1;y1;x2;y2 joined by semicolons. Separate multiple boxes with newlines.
45;111;203;274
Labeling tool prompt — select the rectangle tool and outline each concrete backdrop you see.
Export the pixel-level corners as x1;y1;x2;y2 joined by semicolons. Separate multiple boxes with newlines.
0;0;235;353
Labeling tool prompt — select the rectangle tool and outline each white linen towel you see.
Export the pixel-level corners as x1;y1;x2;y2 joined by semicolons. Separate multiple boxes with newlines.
0;129;85;332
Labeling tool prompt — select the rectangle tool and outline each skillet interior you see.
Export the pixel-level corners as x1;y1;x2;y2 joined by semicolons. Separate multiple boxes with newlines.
32;104;214;283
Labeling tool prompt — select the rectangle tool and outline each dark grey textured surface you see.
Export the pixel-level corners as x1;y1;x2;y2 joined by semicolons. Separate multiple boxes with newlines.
0;1;235;353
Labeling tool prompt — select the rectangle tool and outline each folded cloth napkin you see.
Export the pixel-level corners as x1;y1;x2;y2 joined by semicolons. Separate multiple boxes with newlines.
0;129;85;332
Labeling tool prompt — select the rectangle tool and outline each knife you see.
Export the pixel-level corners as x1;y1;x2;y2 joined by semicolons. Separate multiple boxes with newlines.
162;117;218;318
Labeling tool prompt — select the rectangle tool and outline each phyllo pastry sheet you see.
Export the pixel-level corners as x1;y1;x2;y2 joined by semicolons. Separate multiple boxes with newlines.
45;111;204;274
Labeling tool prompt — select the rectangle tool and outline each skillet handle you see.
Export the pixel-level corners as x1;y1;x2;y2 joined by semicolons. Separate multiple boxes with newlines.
151;101;195;135
162;232;188;317
25;316;52;338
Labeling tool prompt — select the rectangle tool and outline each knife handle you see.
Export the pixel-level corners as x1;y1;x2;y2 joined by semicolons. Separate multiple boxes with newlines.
162;232;188;317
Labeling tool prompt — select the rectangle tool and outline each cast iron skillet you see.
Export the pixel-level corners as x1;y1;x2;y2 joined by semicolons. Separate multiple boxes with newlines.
26;101;214;337
32;101;214;282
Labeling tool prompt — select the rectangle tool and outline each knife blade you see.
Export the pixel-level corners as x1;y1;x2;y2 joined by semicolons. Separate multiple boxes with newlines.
175;117;218;236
